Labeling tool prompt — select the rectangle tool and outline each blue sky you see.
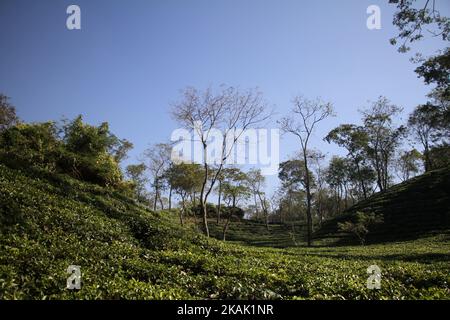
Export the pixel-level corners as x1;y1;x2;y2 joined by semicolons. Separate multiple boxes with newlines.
1;0;449;193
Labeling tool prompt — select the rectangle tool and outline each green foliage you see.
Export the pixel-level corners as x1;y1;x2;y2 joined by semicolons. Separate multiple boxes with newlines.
192;202;218;218
325;124;368;159
428;144;450;169
325;124;375;199
408;102;448;171
190;203;245;220
326;156;351;191
63;116;115;156
389;0;450;52
220;167;251;207
125;163;148;202
338;212;384;245
362;96;406;191
0;122;61;171
395;149;423;181
220;206;245;220
279;159;314;190
0;164;449;299
166;162;203;196
0;116;127;188
415;48;450;90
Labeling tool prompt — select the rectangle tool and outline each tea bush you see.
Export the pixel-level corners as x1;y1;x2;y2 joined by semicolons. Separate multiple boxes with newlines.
0;164;449;300
0;116;126;188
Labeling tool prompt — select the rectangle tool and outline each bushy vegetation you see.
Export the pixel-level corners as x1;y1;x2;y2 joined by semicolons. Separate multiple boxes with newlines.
0;1;449;300
0;116;130;188
0;163;449;300
338;212;384;245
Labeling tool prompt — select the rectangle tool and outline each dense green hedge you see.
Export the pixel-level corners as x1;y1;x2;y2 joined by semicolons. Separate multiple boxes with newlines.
0;118;125;188
0;164;449;299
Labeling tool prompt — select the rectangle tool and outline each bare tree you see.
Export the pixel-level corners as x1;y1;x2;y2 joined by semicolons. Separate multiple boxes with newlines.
279;96;334;246
247;168;270;229
171;86;270;237
143;143;172;211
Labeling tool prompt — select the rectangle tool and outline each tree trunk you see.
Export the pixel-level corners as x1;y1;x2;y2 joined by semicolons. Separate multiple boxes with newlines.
200;144;210;237
335;188;341;214
373;147;384;192
223;197;237;241
355;162;368;199
257;192;269;230
201;200;209;237
382;155;389;191
153;181;158;211
253;193;260;221
303;150;313;247
179;195;185;226
168;186;172;210
216;180;222;224
344;184;348;209
222;216;231;241
159;197;164;210
424;142;431;172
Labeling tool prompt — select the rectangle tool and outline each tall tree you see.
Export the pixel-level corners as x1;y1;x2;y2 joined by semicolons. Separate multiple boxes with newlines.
220;168;250;240
279;96;333;246
279;156;318;241
407;103;443;170
171;86;270;237
325;124;373;199
247;168;269;229
395;149;423;181
326;156;352;214
143;143;172;211
125;163;148;202
165;162;203;225
361;97;406;191
309;151;326;190
111;139;133;164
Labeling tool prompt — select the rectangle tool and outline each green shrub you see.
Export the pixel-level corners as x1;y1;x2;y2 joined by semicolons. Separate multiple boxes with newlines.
0;117;125;188
0;122;61;171
338;212;384;245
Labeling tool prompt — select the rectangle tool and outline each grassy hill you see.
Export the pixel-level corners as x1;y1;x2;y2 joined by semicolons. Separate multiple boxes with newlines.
1;163;449;299
314;166;450;244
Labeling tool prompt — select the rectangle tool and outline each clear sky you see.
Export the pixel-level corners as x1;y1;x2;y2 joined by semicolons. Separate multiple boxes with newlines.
1;0;449;193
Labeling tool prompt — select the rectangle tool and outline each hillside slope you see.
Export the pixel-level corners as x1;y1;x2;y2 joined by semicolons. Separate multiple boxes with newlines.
1;164;449;299
314;166;450;244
